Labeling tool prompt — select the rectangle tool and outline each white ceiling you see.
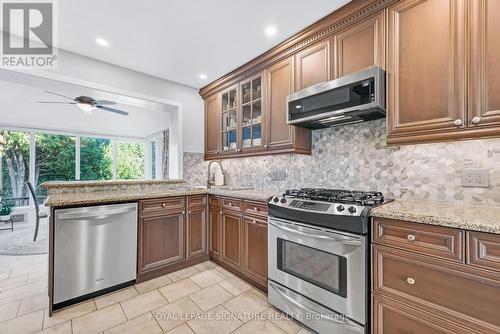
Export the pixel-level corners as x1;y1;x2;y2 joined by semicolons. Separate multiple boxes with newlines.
0;77;172;139
54;0;350;88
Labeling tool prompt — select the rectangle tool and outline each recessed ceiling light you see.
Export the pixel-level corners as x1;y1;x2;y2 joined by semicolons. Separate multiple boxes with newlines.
199;73;208;80
96;38;109;47
265;26;277;37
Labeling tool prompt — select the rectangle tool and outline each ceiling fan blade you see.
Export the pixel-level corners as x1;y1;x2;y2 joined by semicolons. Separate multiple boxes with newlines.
95;100;116;105
96;105;129;116
36;101;77;104
44;91;75;101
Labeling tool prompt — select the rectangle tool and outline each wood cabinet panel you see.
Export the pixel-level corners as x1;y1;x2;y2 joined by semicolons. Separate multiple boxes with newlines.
139;197;185;216
221;197;242;212
387;0;467;143
467;231;500;272
221;211;242;270
372;218;464;262
187;195;207;208
333;11;385;78
265;57;295;149
186;206;207;259
242;216;268;287
373;245;500;332
295;39;331;91
138;212;185;274
372;295;473;334
242;200;268;218
209;208;221;259
205;94;220;157
469;0;500;129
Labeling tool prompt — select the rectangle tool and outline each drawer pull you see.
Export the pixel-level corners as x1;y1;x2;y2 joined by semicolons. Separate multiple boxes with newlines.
254;207;259;211
252;219;256;223
228;203;233;206
219;210;222;214
406;277;416;285
162;203;166;208
407;234;416;241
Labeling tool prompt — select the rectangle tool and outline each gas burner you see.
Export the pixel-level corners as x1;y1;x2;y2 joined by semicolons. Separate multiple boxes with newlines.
284;188;384;206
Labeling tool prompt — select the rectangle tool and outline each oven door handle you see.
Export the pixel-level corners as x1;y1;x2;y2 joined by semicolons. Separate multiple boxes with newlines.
269;281;360;329
269;220;362;246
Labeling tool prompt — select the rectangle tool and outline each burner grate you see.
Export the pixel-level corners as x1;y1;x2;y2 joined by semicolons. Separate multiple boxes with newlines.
284;188;384;206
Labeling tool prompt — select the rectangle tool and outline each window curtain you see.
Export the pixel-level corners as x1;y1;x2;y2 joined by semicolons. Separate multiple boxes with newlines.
162;130;169;179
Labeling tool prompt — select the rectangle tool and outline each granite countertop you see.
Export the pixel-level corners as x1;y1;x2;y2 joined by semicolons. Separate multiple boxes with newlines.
371;200;500;234
43;179;186;188
45;187;276;207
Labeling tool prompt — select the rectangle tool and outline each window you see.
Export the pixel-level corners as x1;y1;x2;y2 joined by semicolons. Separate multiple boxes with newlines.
35;133;76;198
0;130;30;207
116;141;144;180
80;137;113;181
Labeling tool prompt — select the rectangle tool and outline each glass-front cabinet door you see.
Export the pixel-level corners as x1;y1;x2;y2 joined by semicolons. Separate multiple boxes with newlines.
221;86;238;152
241;76;262;149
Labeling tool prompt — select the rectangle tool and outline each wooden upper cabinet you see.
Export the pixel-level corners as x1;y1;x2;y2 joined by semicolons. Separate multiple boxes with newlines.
265;57;295;149
469;0;500;129
386;0;467;144
333;10;385;78
205;94;220;157
294;39;331;91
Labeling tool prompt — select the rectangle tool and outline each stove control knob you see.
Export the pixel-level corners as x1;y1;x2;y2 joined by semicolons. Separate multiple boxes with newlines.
336;205;345;212
280;197;287;204
273;197;279;203
348;206;357;213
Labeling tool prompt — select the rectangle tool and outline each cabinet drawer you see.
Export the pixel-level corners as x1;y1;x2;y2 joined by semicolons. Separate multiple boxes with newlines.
187;195;207;208
139;197;185;215
243;200;268;218
372;295;473;334
373;245;500;332
372;218;464;262
221;197;242;212
467;231;500;272
209;195;220;208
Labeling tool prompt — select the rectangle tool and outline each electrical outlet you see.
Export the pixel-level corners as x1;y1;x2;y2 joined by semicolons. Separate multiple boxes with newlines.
461;169;489;188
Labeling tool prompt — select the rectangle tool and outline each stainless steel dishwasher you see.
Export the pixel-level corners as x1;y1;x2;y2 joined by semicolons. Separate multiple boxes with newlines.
53;203;137;308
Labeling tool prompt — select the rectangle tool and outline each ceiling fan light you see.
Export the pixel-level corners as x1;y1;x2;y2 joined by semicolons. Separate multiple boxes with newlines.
76;102;96;115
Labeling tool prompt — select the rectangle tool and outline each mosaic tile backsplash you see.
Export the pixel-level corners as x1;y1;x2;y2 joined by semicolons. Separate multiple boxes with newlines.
183;120;500;206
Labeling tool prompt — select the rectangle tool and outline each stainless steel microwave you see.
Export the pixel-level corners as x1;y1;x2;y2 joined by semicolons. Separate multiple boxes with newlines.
287;66;385;129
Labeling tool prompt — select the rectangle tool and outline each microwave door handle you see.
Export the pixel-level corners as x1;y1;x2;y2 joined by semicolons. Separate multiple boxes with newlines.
269;281;360;329
268;220;362;246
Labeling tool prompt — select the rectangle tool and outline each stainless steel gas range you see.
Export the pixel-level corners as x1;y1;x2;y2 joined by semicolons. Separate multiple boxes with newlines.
267;188;389;334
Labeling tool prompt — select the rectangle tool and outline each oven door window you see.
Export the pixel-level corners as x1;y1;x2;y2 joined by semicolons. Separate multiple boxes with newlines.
277;238;347;298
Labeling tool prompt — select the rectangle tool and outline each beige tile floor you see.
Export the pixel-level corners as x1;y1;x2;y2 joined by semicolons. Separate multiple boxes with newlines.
0;254;315;334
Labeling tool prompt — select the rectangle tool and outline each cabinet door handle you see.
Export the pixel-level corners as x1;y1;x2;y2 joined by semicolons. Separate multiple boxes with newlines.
264;144;269;148
471;116;481;124
162;203;167;208
453;119;462;126
407;234;416;241
188;210;192;214
182;210;186;215
406;277;415;285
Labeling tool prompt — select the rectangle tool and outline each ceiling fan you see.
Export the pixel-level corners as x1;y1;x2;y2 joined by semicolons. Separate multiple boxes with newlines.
36;91;129;116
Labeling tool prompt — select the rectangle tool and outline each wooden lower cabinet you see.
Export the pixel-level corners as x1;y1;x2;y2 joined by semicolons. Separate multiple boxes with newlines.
372;295;471;334
208;208;221;259
242;216;268;287
372;217;500;334
138;211;185;274
186;206;207;259
209;195;268;291
138;195;208;281
221;210;243;270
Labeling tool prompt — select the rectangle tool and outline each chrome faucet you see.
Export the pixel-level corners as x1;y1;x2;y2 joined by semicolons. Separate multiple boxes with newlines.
207;160;224;189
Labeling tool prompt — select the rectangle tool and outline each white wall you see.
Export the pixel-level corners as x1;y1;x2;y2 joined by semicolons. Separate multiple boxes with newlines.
42;50;205;152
